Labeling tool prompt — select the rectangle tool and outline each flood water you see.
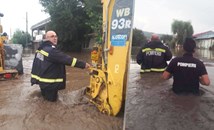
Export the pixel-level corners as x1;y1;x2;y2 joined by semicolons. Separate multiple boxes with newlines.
125;48;214;130
1;47;214;130
0;50;123;130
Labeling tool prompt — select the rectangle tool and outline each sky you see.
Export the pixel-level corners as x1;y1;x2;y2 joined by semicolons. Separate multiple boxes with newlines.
0;0;49;38
0;0;214;38
133;0;214;34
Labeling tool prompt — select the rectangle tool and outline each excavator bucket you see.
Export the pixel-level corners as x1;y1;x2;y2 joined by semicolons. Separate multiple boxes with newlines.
0;13;23;80
0;43;23;80
0;13;20;80
86;0;135;116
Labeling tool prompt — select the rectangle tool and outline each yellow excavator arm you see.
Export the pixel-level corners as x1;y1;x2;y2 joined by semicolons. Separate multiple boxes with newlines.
0;13;4;71
86;0;135;116
0;13;19;80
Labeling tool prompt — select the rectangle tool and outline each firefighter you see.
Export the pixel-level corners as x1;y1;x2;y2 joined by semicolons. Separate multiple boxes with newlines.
31;30;91;102
136;34;172;73
162;37;210;94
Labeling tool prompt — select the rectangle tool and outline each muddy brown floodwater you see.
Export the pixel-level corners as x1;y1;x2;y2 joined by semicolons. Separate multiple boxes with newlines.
0;50;123;130
125;49;214;130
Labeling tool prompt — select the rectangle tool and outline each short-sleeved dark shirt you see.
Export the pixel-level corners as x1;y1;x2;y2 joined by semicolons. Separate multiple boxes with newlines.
166;53;208;94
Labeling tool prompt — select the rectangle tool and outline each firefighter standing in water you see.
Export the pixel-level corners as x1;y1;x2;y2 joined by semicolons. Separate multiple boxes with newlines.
31;30;90;102
162;37;210;94
136;34;172;73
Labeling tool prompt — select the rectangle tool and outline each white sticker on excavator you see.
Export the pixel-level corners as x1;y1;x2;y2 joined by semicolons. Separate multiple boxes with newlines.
115;64;119;73
110;0;134;47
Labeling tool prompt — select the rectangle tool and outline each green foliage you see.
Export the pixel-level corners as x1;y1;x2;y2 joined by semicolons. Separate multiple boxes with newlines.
40;0;91;51
83;0;102;44
171;19;194;45
160;34;173;48
12;29;31;47
39;0;102;52
132;28;148;47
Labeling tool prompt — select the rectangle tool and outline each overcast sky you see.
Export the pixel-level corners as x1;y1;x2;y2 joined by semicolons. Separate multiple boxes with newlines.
0;0;214;38
0;0;49;37
134;0;214;34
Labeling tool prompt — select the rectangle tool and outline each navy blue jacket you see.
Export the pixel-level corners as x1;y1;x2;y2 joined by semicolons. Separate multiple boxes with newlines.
31;40;86;90
136;41;172;73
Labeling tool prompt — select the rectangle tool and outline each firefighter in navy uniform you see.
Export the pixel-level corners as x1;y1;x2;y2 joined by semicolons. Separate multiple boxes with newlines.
162;37;210;94
136;34;172;73
31;30;90;102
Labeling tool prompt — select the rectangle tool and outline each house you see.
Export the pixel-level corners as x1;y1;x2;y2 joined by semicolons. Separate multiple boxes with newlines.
32;34;44;53
193;31;214;49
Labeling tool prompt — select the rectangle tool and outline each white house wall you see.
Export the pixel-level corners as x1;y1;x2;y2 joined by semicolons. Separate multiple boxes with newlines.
196;39;214;49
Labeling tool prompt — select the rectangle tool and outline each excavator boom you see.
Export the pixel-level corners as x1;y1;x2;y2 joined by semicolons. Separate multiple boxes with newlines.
86;0;135;116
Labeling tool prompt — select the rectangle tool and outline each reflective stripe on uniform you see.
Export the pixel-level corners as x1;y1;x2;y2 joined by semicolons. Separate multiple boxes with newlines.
155;48;165;53
71;58;77;67
142;48;152;52
36;50;49;57
142;48;166;53
31;74;63;83
140;69;151;73
151;68;166;72
140;68;166;73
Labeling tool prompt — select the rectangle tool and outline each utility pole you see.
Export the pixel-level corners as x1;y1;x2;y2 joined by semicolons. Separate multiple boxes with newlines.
25;12;28;47
26;12;28;33
0;13;4;33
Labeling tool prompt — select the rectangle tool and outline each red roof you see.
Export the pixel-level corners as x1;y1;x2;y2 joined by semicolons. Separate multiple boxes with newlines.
192;30;213;37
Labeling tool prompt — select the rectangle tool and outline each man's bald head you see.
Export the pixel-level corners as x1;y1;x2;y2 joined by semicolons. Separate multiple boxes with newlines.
45;30;58;45
151;34;160;41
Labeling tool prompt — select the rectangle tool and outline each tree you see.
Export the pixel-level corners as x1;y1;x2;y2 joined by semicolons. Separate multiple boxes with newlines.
12;29;31;48
132;28;148;47
160;34;173;48
83;0;102;44
171;19;194;46
39;0;102;52
40;0;102;51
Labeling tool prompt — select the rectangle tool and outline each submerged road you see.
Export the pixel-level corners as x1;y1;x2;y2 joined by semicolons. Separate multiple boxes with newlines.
125;53;214;130
0;52;123;130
